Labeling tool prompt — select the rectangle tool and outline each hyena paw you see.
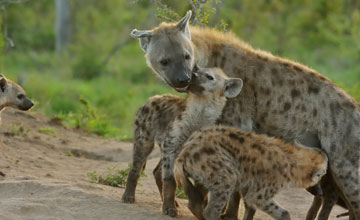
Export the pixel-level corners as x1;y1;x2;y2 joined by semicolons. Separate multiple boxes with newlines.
121;194;135;203
162;206;178;217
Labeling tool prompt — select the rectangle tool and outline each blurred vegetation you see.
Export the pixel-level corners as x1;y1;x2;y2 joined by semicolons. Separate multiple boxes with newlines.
0;0;359;138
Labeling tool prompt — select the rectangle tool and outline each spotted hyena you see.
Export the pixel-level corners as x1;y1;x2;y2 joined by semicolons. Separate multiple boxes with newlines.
0;74;34;115
131;11;360;218
174;126;328;220
121;67;243;206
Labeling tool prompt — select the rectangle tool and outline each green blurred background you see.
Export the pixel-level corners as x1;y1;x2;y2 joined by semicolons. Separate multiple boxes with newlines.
0;0;359;139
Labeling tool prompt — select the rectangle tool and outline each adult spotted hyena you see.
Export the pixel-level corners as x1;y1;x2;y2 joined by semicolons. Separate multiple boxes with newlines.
131;11;360;219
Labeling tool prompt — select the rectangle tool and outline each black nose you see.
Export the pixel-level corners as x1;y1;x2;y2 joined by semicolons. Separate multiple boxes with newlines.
175;75;191;88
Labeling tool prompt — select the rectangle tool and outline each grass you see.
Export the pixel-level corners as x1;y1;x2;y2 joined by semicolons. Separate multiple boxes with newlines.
3;48;176;139
38;126;56;135
2;37;360;139
5;123;27;136
87;164;147;188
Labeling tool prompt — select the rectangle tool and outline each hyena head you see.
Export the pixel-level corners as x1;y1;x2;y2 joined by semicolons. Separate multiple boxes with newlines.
0;74;34;111
188;65;243;99
131;11;194;92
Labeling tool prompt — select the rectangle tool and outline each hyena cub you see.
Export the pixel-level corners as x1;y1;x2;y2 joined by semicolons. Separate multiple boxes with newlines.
122;67;243;206
0;74;33;114
175;126;328;220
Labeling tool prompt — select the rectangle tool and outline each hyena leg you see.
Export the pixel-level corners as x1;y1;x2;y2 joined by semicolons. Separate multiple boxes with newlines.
242;202;256;220
122;140;154;203
305;196;322;220
203;188;234;220
251;198;291;220
153;159;163;199
221;191;241;220
329;157;360;219
317;193;338;220
162;152;178;217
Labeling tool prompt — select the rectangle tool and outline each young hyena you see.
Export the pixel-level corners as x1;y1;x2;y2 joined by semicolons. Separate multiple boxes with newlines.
121;67;243;206
174;126;328;220
0;74;34;116
131;11;360;218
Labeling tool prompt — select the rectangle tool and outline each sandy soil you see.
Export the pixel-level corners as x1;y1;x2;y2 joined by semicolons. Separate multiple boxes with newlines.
0;108;346;220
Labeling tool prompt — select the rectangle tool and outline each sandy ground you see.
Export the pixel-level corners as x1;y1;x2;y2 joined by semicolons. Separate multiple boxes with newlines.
0;108;347;220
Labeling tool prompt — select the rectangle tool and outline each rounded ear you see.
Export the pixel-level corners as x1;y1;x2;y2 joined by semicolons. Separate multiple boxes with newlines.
0;75;7;92
176;10;192;39
224;78;243;98
130;29;153;52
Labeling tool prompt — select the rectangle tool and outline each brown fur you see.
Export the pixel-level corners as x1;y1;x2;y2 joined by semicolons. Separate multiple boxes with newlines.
0;74;33;113
122;68;242;209
175;126;328;220
132;12;360;218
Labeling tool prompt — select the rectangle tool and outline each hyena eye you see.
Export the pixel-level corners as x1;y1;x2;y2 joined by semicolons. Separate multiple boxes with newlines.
160;59;169;66
206;74;214;80
17;94;25;99
184;54;191;60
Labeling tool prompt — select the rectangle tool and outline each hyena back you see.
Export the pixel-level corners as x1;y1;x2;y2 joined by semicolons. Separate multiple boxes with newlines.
175;126;328;220
132;11;360;218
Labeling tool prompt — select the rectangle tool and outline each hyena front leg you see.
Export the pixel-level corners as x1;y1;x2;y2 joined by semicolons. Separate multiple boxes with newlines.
221;191;241;220
242;202;256;220
251;198;291;220
328;157;360;220
153;159;163;199
161;149;179;217
122;138;154;203
203;185;235;220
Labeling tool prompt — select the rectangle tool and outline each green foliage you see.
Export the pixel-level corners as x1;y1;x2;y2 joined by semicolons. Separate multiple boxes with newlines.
59;96;116;136
38;126;56;135
87;164;147;188
5;123;27;136
67;151;74;157
1;0;360;139
176;186;188;199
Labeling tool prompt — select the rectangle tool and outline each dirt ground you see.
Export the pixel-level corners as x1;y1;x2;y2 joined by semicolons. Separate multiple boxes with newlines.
0;108;347;220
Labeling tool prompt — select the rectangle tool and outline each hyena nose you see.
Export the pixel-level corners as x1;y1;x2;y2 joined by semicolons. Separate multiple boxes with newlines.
175;75;191;88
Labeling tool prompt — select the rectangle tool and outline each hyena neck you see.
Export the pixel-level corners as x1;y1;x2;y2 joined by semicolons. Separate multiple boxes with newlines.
190;27;250;69
168;95;226;148
184;94;227;128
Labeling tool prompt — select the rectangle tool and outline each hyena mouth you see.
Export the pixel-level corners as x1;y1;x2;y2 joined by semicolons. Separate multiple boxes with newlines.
175;86;189;93
163;77;190;93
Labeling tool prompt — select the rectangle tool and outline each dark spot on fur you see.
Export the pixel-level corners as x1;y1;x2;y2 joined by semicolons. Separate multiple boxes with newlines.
141;106;149;114
313;109;318;117
193;152;200;162
266;100;271;107
283;102;291;111
201;147;216;155
308;85;320;94
294;66;303;72
252;143;265;154
229;133;244;143
220;56;227;68
291;89;300;99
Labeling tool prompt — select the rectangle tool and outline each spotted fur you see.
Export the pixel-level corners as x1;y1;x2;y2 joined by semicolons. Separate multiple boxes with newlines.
132;12;360;218
175;126;328;220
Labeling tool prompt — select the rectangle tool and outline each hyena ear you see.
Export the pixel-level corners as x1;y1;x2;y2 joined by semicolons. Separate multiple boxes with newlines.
0;75;7;92
176;10;192;39
224;78;243;98
130;29;153;52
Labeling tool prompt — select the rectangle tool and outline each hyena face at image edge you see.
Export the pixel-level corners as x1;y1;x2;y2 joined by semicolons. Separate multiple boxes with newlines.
0;74;34;111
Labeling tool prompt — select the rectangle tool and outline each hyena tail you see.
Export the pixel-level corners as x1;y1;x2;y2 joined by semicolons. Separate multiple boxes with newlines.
174;157;207;220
